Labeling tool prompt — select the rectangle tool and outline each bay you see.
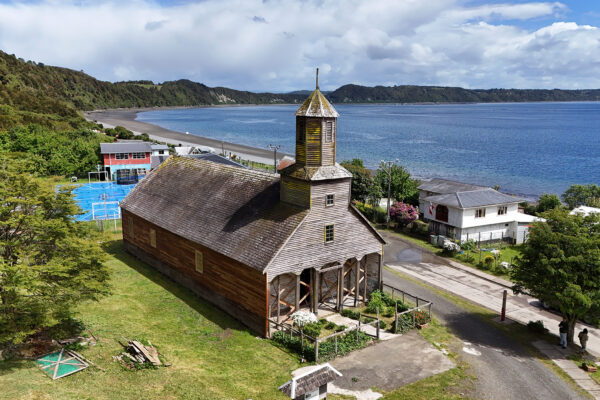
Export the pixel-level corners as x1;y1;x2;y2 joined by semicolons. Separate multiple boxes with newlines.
137;102;600;199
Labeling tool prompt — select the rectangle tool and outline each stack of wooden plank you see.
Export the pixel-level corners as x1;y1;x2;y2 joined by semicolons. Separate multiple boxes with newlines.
114;338;162;369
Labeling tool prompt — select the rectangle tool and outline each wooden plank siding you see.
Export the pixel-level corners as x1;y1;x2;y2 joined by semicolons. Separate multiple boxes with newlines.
321;118;336;166
267;179;383;278
122;209;269;335
280;177;311;208
305;118;322;166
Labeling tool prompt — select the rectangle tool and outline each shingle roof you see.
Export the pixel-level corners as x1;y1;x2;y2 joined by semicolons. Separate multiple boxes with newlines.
424;188;521;209
279;364;342;398
281;163;352;181
418;178;487;194
295;88;339;118
121;157;308;271
100;142;152;154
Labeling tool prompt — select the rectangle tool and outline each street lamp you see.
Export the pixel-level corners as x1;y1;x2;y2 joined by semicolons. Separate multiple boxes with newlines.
381;159;399;227
268;144;281;173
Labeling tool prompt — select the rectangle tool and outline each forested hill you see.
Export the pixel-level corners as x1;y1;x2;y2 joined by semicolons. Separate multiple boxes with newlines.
2;50;600;124
0;51;304;113
328;84;600;103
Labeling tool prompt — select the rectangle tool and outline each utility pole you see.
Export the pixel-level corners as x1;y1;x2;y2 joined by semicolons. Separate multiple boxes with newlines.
268;144;281;173
381;159;398;227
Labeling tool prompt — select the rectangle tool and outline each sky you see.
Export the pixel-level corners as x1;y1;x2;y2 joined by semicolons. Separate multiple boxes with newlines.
0;0;599;91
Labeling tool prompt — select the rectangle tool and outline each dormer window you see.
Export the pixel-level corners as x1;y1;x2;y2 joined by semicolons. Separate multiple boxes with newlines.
326;194;334;206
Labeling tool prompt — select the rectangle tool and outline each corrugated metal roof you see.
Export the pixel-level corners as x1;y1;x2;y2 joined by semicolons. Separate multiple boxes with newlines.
121;157;308;272
418;178;487;194
424;188;521;208
151;144;170;150
294;88;339;118
100;142;152;154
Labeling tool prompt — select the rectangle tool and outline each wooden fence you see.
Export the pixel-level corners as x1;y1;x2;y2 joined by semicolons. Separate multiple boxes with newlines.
382;283;433;333
269;315;381;363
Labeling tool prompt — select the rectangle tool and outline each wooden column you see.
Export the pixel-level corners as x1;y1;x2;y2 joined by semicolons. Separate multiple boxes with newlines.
312;269;320;313
338;263;345;311
378;252;383;290
354;257;361;307
363;258;367;303
295;274;300;312
309;268;314;312
276;276;281;323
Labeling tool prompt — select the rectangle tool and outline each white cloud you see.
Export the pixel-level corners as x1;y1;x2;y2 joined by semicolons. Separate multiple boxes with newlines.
0;0;598;90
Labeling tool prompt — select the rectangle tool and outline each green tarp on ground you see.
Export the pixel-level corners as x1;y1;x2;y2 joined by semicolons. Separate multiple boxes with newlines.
36;349;88;380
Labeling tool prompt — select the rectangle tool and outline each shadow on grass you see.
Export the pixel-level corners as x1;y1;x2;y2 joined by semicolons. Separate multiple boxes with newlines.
0;359;34;376
101;239;254;336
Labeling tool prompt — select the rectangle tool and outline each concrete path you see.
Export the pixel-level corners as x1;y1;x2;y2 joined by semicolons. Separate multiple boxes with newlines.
533;341;600;399
325;314;396;341
328;330;455;399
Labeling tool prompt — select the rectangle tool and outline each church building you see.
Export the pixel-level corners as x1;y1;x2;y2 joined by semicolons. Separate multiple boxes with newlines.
120;73;385;336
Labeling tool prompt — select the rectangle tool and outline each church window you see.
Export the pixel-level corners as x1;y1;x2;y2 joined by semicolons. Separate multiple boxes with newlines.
325;121;334;142
326;194;334;206
150;229;156;248
297;119;305;143
195;250;204;273
325;224;334;243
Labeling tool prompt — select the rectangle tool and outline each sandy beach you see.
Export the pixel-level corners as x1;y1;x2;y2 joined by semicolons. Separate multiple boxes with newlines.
85;108;291;165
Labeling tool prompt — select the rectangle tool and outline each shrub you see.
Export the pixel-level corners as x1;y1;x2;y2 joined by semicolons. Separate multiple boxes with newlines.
318;319;328;326
367;290;387;314
335;325;347;332
442;241;460;255
302;322;322;338
483;255;495;268
378;320;387;330
390;202;419;227
414;310;428;325
527;320;548;334
317;331;371;360
324;321;337;330
340;309;360;320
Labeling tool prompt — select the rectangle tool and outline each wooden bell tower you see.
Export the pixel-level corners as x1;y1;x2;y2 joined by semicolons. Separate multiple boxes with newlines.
279;69;352;208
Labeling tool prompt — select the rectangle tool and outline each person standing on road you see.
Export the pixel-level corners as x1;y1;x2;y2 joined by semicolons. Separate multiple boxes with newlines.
578;329;589;354
559;319;568;349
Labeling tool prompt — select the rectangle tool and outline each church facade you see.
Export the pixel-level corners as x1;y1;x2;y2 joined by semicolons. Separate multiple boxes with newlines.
120;76;385;336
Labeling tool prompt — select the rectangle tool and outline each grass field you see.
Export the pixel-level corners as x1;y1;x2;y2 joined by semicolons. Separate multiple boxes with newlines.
0;232;298;400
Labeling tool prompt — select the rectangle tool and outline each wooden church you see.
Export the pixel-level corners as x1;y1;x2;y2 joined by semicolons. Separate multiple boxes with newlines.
120;72;385;336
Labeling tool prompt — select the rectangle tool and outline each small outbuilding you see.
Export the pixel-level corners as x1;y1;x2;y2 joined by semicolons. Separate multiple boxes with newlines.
279;363;342;400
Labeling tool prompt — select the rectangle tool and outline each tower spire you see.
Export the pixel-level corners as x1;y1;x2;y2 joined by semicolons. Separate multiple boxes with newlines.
316;68;319;90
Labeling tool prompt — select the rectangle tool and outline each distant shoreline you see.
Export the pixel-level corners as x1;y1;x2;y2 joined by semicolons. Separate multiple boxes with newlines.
85;105;542;201
84;107;292;165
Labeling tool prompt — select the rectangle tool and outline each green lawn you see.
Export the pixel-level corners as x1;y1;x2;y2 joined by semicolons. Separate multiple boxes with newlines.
0;234;298;400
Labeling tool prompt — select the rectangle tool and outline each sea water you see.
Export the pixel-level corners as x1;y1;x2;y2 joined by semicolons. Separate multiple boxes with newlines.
137;102;600;198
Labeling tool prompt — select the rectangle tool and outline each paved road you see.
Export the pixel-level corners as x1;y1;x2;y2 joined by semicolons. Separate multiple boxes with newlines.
381;232;584;400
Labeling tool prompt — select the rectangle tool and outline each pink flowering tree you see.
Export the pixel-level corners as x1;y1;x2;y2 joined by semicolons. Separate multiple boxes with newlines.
390;202;419;227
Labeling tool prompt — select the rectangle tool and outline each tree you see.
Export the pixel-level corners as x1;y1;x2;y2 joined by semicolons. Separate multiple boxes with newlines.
562;184;600;209
340;159;375;203
510;208;600;343
374;163;419;206
0;156;110;344
536;193;562;213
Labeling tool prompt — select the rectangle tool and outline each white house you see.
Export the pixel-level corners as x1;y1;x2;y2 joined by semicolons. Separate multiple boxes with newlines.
570;205;600;217
150;144;170;156
419;178;542;244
